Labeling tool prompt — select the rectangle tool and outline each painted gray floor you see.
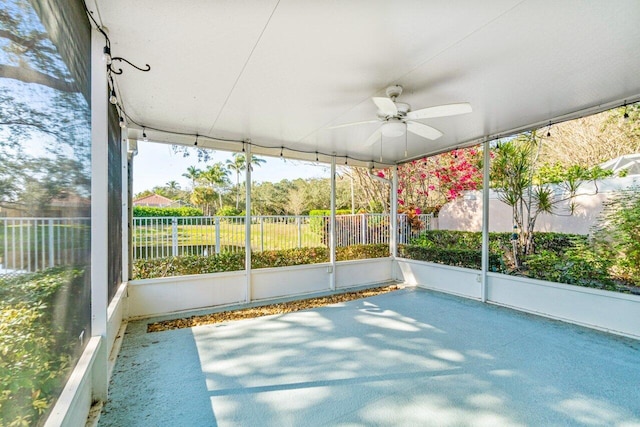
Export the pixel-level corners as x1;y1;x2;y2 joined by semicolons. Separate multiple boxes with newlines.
99;288;640;426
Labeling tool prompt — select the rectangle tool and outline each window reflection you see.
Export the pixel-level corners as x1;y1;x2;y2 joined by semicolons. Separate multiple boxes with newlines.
0;0;91;424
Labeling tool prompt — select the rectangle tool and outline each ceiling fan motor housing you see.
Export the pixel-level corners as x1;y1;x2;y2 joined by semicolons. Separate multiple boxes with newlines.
385;85;403;99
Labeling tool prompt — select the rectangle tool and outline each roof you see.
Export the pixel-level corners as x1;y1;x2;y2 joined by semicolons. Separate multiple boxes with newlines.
600;154;640;176
132;193;177;207
91;0;640;166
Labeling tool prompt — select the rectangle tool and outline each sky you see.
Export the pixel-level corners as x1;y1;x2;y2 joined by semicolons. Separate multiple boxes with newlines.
132;141;331;195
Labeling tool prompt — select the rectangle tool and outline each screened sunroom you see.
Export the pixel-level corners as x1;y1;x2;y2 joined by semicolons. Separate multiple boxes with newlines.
1;1;640;426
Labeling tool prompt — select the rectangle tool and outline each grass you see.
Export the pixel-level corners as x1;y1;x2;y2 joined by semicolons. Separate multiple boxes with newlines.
134;223;324;251
0;223;90;269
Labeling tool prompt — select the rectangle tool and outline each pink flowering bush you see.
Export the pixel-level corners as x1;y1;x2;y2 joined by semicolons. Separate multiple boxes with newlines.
380;147;484;213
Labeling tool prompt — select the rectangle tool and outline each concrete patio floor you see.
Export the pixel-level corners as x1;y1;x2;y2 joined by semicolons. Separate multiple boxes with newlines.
98;288;640;426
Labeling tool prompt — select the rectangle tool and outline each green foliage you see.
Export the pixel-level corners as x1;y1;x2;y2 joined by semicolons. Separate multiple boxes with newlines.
524;246;615;290
399;245;503;271
336;244;389;260
410;230;484;249
0;268;85;426
535;163;612;185
132;253;245;279
133;244;391;278
403;230;615;285
252;248;329;268
490;134;609;261
308;210;351;234
593;187;640;286
309;209;352;216
133;206;203;218
216;206;242;217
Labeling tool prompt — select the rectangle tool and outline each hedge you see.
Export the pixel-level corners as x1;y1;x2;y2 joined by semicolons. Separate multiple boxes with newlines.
410;230;588;256
133;206;203;218
0;267;87;426
398;245;504;271
132;244;390;279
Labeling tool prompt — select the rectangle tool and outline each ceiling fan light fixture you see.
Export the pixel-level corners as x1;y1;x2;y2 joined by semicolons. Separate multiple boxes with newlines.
381;121;406;137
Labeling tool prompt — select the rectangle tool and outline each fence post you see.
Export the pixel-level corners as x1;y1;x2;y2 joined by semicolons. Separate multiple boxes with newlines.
297;216;302;248
361;214;367;245
48;219;54;268
171;217;178;257
260;217;264;252
215;217;221;254
2;219;6;273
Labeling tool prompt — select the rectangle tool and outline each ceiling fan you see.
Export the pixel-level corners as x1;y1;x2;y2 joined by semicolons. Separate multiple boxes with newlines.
329;85;472;146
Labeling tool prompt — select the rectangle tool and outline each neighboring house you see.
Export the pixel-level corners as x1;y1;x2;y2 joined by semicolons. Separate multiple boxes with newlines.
133;193;179;208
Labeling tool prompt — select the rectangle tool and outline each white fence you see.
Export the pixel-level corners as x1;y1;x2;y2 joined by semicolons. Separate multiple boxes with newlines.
0;217;90;276
132;213;433;260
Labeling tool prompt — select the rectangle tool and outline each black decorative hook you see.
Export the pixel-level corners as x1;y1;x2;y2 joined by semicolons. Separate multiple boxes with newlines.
109;57;151;75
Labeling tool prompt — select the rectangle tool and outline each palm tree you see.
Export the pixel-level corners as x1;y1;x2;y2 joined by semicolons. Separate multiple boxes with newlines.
166;180;180;191
198;163;230;211
182;166;201;189
226;153;266;209
190;186;215;215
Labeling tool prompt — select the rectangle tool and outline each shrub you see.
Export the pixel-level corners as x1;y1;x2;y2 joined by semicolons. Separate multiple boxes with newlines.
524;247;616;290
252;247;329;269
398;245;503;271
336;244;389;261
216;206;242;217
0;267;86;426
593;187;640;286
132;253;245;279
133;244;392;278
133;206;203;218
410;230;484;249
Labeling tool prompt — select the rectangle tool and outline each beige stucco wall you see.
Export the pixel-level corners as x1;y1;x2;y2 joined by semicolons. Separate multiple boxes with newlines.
438;176;639;235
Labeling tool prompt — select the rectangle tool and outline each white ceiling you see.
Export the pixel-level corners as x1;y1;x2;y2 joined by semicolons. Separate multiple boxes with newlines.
94;0;640;166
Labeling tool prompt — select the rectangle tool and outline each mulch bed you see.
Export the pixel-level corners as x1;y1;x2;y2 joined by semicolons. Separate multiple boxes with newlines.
147;284;400;333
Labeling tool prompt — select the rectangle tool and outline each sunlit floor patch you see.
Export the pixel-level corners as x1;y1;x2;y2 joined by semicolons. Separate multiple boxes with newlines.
99;288;640;427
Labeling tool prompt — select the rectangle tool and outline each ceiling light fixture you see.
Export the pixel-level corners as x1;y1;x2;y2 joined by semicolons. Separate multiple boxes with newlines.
103;45;112;65
142;128;148;142
194;134;198;146
119;116;126;128
109;88;117;105
381;120;406;138
623;102;629;120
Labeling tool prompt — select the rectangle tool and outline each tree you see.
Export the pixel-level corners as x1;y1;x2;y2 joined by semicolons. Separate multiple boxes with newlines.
182;166;201;189
540;104;640;168
226;153;266;210
371;147;483;214
198;163;230;211
190;186;216;216
339;167;389;213
491;131;611;262
0;0;91;215
287;188;306;215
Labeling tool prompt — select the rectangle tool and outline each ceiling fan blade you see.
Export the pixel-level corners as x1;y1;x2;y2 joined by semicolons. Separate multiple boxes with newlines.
326;119;380;130
372;97;398;116
407;121;443;140
406;102;472;120
363;127;383;146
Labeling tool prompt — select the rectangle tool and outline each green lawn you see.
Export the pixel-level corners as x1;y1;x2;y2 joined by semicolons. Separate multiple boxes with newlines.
133;222;324;252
